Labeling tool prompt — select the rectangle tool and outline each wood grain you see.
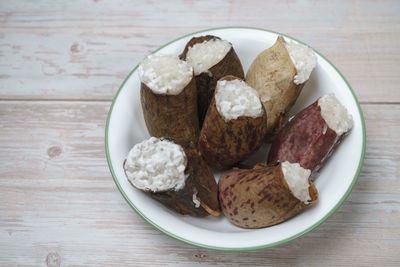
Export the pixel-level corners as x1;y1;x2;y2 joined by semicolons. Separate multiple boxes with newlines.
0;0;399;102
0;102;399;266
1;0;399;266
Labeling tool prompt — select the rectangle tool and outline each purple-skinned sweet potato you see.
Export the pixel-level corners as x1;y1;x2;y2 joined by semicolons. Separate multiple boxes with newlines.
268;94;353;172
219;162;318;229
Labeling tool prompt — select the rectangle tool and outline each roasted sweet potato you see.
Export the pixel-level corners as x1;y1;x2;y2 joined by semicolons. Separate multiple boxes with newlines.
246;36;317;141
219;162;318;228
124;137;219;217
139;54;199;145
268;94;353;172
180;35;244;127
198;76;267;168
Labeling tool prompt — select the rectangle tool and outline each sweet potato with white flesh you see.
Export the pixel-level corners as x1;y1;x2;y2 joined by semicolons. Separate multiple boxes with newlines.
180;35;244;127
219;162;318;229
139;54;199;145
268;94;353;172
246;36;317;141
124;137;220;217
198;76;267;168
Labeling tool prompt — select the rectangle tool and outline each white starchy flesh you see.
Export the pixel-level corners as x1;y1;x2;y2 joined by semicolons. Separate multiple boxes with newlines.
138;54;193;95
186;39;232;75
215;79;263;121
318;94;353;135
125;137;188;192
284;40;317;85
192;189;200;208
281;161;312;204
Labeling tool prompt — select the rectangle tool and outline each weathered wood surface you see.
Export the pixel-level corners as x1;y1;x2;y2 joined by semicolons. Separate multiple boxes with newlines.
1;0;399;266
0;102;399;266
0;0;399;102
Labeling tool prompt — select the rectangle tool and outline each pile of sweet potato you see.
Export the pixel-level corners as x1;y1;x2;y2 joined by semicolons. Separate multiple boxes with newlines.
127;35;352;228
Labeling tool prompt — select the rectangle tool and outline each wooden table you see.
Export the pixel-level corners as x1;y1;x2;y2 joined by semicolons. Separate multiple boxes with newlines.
1;1;399;266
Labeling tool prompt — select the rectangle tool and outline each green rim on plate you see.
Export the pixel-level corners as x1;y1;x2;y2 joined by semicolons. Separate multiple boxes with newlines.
105;26;366;251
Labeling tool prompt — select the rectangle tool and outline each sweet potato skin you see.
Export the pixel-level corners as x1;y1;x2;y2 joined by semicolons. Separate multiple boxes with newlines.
124;142;219;217
198;76;267;169
183;145;220;216
140;76;199;146
180;35;244;127
267;100;348;172
219;163;318;228
246;36;305;142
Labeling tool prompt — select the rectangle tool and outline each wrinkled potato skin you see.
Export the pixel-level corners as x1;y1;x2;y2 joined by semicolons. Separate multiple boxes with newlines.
180;35;244;127
268;100;349;172
246;36;304;142
124;143;220;217
146;181;210;217
184;145;220;216
140;76;199;146
198;76;267;169
219;163;318;228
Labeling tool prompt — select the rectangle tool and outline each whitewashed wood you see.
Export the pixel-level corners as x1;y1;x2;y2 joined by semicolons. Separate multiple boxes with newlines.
1;0;400;266
0;102;399;266
0;0;400;102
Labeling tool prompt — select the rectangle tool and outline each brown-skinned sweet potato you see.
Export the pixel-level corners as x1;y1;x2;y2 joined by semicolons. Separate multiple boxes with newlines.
246;36;306;142
267;96;352;173
140;76;199;146
180;35;244;127
219;163;318;228
124;141;220;217
198;76;267;169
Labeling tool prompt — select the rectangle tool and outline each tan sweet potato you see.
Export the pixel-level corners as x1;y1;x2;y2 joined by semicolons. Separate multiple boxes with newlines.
198;76;267;169
180;35;244;127
246;36;305;142
124;142;220;217
140;76;199;146
268;95;352;172
219;163;318;228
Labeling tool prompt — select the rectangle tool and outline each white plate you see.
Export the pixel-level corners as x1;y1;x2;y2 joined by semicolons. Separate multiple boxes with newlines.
105;27;366;251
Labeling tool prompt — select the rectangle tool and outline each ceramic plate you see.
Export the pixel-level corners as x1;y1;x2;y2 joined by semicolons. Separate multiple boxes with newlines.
105;27;366;251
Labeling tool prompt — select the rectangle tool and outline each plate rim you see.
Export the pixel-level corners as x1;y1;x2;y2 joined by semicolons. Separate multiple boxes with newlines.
105;26;366;251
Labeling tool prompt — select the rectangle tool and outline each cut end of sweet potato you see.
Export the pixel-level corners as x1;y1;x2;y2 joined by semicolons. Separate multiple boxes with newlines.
123;138;219;217
268;94;352;172
124;137;188;192
281;161;312;204
185;38;232;76
283;39;317;85
215;76;263;121
318;94;353;136
246;36;304;142
180;35;244;127
139;54;193;95
199;79;267;168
